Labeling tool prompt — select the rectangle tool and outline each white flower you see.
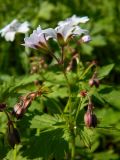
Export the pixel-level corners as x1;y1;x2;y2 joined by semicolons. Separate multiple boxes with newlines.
0;19;30;41
23;26;56;51
42;28;57;40
55;24;75;43
58;15;89;26
17;21;30;33
72;26;88;36
55;23;88;45
23;14;90;49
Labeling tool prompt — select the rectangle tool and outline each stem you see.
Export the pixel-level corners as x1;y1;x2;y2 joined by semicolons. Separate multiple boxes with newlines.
61;46;64;63
36;128;40;136
75;97;82;120
63;69;71;90
49;51;60;64
79;63;94;80
62;69;72;113
13;145;17;160
4;110;11;121
60;45;76;159
60;45;72;113
71;135;75;160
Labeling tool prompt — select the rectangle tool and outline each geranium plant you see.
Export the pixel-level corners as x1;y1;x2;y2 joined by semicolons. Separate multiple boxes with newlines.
0;15;115;160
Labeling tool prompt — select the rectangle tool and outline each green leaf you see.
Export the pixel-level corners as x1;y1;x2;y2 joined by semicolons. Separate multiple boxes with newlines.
30;114;64;130
90;35;107;46
78;128;91;149
9;74;40;92
94;150;119;160
22;129;68;160
0;74;40;101
98;64;114;79
100;89;120;109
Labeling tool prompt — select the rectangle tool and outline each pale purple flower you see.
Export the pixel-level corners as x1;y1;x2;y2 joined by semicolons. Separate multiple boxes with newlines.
72;26;88;36
0;19;30;41
55;23;88;44
23;26;56;51
42;28;57;40
23;14;90;49
81;35;91;42
58;15;89;26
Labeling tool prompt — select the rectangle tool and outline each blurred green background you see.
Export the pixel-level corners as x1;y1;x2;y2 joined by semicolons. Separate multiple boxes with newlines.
0;0;120;159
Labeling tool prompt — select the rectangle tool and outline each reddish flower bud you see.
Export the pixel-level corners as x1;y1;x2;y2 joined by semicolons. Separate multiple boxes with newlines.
89;79;95;87
94;79;100;88
91;60;98;66
7;123;20;148
84;110;97;128
80;90;87;97
23;99;31;109
89;78;100;88
8;128;20;148
12;103;24;119
91;114;98;128
88;103;94;110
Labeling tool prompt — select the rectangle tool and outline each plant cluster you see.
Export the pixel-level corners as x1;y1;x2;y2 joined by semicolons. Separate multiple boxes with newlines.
0;11;119;160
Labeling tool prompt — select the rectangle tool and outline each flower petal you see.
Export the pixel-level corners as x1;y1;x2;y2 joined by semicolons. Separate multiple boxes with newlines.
43;28;57;40
81;35;91;42
55;24;74;42
4;32;16;41
58;15;89;26
73;26;88;36
17;22;30;33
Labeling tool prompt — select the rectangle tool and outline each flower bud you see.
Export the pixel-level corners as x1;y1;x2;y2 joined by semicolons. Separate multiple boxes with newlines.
80;90;87;97
23;99;31;109
89;79;95;87
89;78;100;88
12;103;24;119
84;110;97;128
91;114;98;128
94;79;100;88
7;123;20;148
81;35;91;43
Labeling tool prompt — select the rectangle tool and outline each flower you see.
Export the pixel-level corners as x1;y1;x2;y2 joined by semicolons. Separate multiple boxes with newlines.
7;121;20;148
89;78;100;88
55;24;88;45
84;110;97;128
23;26;56;51
80;90;87;97
89;72;100;88
56;15;90;45
23;15;90;48
12;103;24;119
58;15;89;26
0;19;30;41
81;35;91;43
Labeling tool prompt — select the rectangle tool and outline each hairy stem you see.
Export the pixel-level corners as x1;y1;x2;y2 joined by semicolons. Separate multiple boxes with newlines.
79;63;94;80
71;134;75;160
13;145;17;160
49;51;60;64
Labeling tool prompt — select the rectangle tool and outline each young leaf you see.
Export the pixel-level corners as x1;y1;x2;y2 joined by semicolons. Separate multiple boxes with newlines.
98;64;114;80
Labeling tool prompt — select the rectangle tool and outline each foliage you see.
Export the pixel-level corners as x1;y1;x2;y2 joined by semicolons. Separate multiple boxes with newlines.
0;0;120;160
